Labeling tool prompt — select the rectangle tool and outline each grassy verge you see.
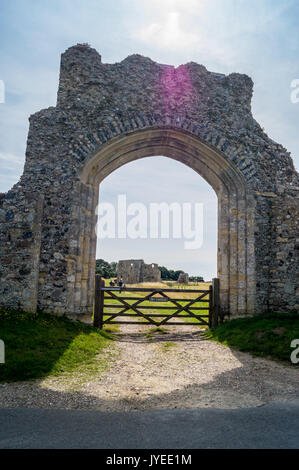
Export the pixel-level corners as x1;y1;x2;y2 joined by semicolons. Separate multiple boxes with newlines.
0;308;117;383
203;312;299;363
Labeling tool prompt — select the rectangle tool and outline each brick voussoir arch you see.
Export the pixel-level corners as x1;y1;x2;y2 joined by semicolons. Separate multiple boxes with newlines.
74;115;231;160
72;114;258;191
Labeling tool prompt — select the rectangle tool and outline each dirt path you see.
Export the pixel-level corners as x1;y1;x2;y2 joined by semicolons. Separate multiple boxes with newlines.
0;322;298;410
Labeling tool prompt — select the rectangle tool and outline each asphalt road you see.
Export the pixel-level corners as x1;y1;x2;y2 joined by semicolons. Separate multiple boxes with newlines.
0;401;298;449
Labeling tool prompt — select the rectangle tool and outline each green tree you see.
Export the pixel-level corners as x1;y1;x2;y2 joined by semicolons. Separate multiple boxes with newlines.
159;266;170;280
95;259;117;278
159;265;204;282
189;276;204;282
158;266;184;281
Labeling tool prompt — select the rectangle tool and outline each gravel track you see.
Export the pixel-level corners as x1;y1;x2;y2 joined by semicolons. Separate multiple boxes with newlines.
0;322;298;410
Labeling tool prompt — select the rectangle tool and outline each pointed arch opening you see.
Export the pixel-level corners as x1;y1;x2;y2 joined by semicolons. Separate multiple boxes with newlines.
68;127;256;318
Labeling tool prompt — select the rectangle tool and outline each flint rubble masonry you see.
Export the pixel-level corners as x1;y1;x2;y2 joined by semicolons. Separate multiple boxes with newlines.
0;44;297;318
117;259;161;284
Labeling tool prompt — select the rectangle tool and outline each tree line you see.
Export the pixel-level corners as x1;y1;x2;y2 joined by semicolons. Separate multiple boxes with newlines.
95;259;204;282
159;265;204;282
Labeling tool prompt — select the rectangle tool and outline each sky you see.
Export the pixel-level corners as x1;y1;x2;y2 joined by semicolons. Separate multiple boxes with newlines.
0;0;298;279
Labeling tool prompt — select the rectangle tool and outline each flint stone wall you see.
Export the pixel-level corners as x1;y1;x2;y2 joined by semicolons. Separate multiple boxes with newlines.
0;44;297;318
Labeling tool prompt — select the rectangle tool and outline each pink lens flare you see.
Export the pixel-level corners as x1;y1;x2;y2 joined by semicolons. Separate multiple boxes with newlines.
159;64;194;116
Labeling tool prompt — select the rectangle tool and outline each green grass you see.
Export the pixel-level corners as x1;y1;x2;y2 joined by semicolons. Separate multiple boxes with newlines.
0;308;116;383
147;326;168;334
144;326;168;340
161;341;176;352
203;312;299;363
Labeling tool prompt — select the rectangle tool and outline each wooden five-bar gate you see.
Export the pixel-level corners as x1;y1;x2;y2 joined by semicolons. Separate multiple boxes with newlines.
93;277;220;329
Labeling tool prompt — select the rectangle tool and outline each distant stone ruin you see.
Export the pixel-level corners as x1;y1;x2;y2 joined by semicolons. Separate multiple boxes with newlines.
178;273;189;284
117;259;161;284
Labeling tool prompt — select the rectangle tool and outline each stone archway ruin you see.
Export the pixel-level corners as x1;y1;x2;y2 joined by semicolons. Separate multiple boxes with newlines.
0;44;298;319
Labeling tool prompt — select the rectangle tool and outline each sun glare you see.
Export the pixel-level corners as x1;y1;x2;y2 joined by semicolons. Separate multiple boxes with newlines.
133;0;206;51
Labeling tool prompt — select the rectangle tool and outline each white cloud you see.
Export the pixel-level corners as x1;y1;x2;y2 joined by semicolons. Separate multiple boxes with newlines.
0;152;24;192
134;11;200;51
130;0;206;53
0;152;24;172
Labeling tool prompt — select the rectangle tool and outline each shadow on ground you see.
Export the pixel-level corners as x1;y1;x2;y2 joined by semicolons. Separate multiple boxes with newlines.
0;326;297;412
0;309;113;382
